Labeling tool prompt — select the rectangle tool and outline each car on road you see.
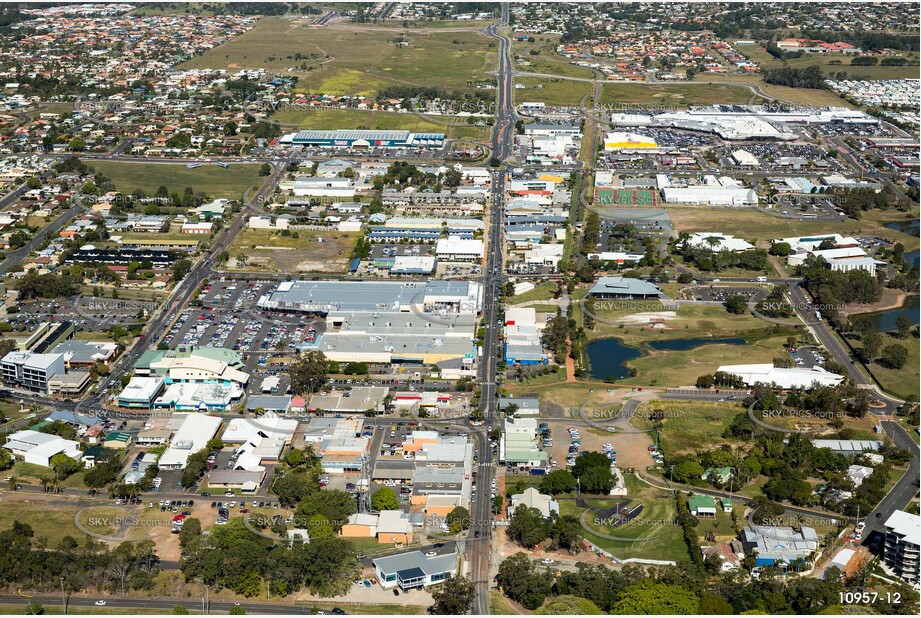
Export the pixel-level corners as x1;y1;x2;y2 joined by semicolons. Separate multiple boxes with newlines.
540;558;555;565
425;551;437;557
95;600;107;606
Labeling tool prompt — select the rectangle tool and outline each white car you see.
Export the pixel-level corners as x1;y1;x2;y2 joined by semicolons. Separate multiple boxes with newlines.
425;551;438;558
95;601;107;606
540;558;555;565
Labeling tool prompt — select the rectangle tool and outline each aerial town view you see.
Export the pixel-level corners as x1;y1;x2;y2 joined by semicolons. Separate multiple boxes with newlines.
0;1;918;616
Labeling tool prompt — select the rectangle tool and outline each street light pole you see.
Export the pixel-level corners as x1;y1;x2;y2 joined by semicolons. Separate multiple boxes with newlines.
60;576;66;615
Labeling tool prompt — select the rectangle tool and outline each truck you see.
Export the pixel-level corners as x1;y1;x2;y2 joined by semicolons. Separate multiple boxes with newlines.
186;163;202;169
756;276;767;283
215;161;230;169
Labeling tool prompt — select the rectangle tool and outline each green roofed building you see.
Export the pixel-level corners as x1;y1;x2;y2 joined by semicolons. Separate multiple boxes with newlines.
688;494;717;518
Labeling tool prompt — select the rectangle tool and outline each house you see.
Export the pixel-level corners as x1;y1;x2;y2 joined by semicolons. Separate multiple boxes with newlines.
2;429;82;467
741;525;819;568
372;550;458;590
508;487;559;519
207;469;266;492
846;464;874;488
702;467;733;485
688;495;717;518
702;542;741;572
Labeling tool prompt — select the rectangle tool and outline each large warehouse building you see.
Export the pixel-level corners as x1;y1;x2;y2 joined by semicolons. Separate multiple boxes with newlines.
279;130;445;149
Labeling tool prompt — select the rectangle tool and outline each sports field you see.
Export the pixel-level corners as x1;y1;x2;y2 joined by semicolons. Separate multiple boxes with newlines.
182;17;496;95
88;161;265;200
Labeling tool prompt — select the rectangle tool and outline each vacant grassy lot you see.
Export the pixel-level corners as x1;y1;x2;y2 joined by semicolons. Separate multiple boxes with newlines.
0;495;84;545
515;76;593;106
88;161;264;200
227;228;360;273
271;108;490;141
509;281;558;304
744;44;921;81
183;17;495;95
693;73;852;107
668;207;919;250
600;82;763;107
631;400;747;454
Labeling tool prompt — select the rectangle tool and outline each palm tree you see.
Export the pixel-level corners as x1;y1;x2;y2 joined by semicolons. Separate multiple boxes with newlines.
39;476;52;493
7;476;18;490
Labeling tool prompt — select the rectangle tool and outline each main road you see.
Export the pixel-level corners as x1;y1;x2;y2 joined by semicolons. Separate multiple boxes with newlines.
469;4;513;615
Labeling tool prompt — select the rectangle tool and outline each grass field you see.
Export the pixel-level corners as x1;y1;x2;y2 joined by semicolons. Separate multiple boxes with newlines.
512;35;598;80
600;82;764;107
0;495;84;545
183;17;495;95
270;108;490;141
509;281;558;304
668;207;920;250
864;331;920;401
630;400;749;454
693;73;852;107
560;474;689;562
227;228;360;273
87;161;264;200
515;76;593;107
743;45;921;81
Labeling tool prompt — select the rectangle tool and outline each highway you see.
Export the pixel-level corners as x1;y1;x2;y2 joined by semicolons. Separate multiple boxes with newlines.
468;5;513;615
0;594;316;615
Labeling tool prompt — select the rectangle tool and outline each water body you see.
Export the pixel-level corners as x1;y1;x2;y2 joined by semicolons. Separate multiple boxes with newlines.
860;294;920;332
584;338;642;380
885;219;920;236
647;337;747;351
904;250;919;269
585;337;747;379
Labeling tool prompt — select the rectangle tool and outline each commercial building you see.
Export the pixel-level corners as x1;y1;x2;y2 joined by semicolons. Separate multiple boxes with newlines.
117;376;166;408
501;417;547;468
604;131;658;150
660;177;758;207
47;371;91;396
280;129;444;150
717;364;844;389
143;348;250;388
158;413;223;469
371;551;457;590
318;437;369;474
207;469;266;492
51;340;118;367
587;276;662;300
586;251;644;264
435;236;485;261
341;510;414;544
811;439;883;456
291;176;355;198
308;387;390;414
883;510;920;583
152;382;237;412
2;429;82;467
686;232;754;253
1;351;66;394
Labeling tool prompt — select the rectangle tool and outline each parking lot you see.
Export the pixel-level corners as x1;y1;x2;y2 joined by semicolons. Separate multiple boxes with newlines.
790;345;826;369
687;284;765;302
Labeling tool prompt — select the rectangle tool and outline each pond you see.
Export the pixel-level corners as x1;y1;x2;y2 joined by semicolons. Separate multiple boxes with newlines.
585;336;748;380
647;337;747;351
858;294;920;332
584;338;642;380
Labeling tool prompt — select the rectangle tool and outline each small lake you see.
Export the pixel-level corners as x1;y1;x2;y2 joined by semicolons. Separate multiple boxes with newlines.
584;336;748;380
859;294;920;332
647;337;747;351
885;219;920;236
584;338;642;380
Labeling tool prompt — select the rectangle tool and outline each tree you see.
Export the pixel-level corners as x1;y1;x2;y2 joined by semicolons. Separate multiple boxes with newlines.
172;605;189;615
507;506;550;548
289;351;330;394
698;594;734;615
301;538;361;597
259;163;271;176
446;506;470;534
539;469;576;495
610;579;699;614
880;344;908;369
371;487;399;511
496;553;553;610
172;258;192;282
860;330;882;362
229;607;246;615
536;595;603;615
49;453;81;480
304;513;335;540
296;489;356;531
429;575;476;614
725;294;748;314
